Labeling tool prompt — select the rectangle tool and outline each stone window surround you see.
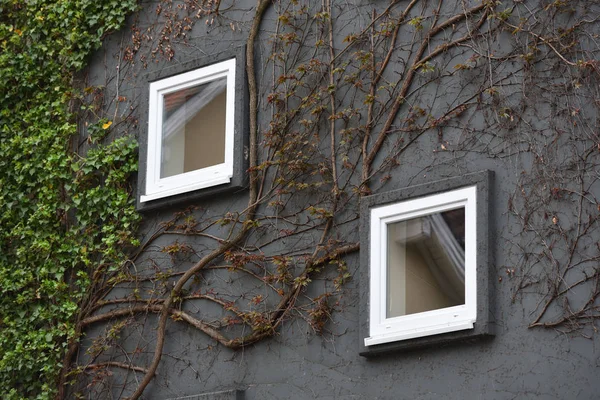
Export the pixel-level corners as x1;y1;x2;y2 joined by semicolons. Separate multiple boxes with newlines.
359;171;495;356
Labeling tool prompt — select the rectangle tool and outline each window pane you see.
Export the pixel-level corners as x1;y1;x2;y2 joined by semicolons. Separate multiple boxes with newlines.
160;78;227;178
387;208;466;318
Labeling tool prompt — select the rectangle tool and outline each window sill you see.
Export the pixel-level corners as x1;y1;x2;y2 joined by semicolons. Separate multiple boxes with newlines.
364;319;474;346
140;175;232;203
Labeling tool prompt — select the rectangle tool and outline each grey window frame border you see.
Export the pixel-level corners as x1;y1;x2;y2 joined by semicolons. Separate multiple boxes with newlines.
136;48;248;212
359;170;495;356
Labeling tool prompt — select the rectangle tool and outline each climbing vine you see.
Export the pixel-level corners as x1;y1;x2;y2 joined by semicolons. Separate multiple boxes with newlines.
68;0;600;398
1;0;599;398
0;0;138;398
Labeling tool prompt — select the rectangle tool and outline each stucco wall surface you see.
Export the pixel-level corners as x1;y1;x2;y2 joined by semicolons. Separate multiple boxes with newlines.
79;0;600;398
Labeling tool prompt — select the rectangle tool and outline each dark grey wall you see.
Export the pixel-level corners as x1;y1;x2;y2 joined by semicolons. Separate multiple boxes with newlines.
80;0;600;398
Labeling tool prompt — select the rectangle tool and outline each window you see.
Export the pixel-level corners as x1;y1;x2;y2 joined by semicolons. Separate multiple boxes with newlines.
360;172;493;353
365;186;477;346
141;58;237;203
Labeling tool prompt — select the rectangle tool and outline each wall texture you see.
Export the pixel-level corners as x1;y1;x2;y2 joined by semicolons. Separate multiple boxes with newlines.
78;0;600;398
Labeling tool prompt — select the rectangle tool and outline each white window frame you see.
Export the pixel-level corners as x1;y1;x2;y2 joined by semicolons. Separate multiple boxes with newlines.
141;58;236;203
365;186;477;346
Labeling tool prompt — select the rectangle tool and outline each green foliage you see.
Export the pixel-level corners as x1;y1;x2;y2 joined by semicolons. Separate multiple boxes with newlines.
0;0;138;397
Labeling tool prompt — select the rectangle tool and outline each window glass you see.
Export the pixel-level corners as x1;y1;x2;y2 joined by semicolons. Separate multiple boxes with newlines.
386;207;466;318
160;77;227;178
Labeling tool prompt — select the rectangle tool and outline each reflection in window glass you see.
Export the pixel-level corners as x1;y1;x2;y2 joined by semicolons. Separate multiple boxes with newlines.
160;78;227;178
387;207;466;318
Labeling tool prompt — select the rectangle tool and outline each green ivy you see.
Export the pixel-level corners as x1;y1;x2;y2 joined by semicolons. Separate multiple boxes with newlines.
0;0;138;398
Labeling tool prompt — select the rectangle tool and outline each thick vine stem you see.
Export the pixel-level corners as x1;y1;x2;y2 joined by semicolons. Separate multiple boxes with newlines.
362;0;419;187
83;362;150;375
125;1;271;398
247;0;271;203
361;2;487;187
81;242;359;349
